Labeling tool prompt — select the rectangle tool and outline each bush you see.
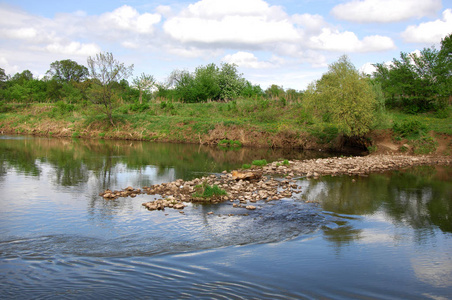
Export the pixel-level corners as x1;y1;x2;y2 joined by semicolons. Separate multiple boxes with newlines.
129;103;149;112
193;182;227;199
252;159;267;167
392;120;427;137
411;136;437;154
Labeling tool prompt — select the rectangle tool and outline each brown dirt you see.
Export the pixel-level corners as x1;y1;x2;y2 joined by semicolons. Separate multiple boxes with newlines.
369;129;451;156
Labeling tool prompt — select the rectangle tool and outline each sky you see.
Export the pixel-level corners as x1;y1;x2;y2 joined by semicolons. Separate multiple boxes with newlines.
0;0;451;90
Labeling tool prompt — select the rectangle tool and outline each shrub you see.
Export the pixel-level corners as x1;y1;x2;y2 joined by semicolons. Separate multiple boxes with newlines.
193;182;227;199
392;120;427;137
252;159;267;167
411;136;437;154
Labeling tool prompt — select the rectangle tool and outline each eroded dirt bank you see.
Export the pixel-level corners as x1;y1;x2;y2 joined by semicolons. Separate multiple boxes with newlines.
101;154;452;212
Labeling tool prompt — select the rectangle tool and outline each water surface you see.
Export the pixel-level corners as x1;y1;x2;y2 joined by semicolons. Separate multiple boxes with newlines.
0;135;451;299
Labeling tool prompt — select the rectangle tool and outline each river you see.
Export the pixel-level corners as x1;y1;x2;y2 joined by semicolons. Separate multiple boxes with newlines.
0;135;451;299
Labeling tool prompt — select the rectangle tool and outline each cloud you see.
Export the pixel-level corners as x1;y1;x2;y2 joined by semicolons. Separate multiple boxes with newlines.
401;9;452;43
163;0;299;46
309;28;396;52
45;41;101;56
222;51;277;69
98;5;161;34
331;0;442;23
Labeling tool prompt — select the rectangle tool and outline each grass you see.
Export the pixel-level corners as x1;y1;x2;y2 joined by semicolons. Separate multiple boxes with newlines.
192;182;227;200
0;99;450;151
252;159;268;167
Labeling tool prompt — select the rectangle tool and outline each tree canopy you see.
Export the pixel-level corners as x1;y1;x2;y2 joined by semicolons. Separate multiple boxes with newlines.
373;33;452;113
87;52;134;125
304;55;377;137
46;59;89;82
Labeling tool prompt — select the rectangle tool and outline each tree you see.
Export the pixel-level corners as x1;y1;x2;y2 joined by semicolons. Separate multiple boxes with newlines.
46;59;88;82
0;68;7;89
218;63;245;101
437;33;452;104
132;73;155;104
304;55;377;137
265;84;285;99
87;52;134;126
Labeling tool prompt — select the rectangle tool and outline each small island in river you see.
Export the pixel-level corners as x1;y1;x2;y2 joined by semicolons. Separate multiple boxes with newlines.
100;154;452;212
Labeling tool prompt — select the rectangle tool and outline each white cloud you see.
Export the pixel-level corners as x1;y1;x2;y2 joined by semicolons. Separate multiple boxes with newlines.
222;51;277;69
292;13;326;34
359;62;377;75
401;9;452;43
99;5;161;34
331;0;442;23
45;41;101;56
309;28;396;52
163;0;299;46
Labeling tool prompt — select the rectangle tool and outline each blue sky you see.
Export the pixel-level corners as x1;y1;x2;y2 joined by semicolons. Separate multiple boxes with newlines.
1;0;451;90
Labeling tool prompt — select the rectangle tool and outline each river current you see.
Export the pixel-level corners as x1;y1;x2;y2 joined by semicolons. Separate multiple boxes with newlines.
0;135;451;299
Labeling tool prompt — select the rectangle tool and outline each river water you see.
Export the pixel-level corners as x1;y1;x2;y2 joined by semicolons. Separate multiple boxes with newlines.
0;135;451;299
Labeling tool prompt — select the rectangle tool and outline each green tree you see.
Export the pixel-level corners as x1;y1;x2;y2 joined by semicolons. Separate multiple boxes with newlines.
304;55;377;137
132;73;155;104
265;84;284;99
46;59;89;83
0;68;7;89
218;63;245;101
194;63;220;102
87;52;134;126
437;33;452;105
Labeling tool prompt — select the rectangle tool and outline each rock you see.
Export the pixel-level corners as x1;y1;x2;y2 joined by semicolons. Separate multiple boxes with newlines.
246;205;256;210
231;170;262;181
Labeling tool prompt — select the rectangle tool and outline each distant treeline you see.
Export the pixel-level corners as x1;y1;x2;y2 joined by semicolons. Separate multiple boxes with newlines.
0;60;302;105
0;33;451;116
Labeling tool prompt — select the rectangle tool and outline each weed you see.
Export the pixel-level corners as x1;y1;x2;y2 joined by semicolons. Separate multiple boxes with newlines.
99;132;106;138
411;136;437;154
218;139;242;148
242;164;251;169
283;159;289;165
252;159;267;167
192;182;227;199
367;145;377;153
393;119;427;138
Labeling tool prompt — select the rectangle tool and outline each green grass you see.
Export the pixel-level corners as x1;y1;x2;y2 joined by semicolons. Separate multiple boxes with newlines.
1;99;450;149
193;183;227;199
252;159;267;167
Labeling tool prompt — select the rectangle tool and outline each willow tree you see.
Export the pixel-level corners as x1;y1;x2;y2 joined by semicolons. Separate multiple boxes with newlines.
304;55;377;137
87;52;134;126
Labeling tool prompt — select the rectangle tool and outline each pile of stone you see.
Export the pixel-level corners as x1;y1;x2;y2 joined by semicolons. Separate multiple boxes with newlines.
100;154;451;212
265;154;452;177
100;170;299;211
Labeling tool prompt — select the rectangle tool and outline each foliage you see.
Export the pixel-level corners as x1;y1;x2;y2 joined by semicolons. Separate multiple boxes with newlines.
265;84;285;99
166;63;245;102
411;136;438;154
132;73;155;104
87;52;134;126
373;33;452;113
193;182;227;199
218;139;242;148
304;55;377;137
252;159;267;167
46;59;89;83
392;119;427;138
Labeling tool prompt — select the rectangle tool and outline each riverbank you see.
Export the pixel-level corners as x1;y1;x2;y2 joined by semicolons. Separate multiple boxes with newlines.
101;154;452;212
1;102;451;155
